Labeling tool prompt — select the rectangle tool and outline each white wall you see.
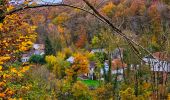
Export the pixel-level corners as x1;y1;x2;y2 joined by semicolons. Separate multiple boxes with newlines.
143;58;170;72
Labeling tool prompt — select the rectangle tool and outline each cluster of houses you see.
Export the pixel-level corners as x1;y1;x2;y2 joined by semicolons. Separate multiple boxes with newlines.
21;44;170;81
83;48;170;81
21;44;45;63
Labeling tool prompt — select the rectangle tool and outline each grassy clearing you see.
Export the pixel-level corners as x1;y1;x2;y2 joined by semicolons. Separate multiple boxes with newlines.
78;78;100;87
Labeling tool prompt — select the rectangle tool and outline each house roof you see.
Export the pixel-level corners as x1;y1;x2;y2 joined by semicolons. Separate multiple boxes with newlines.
112;48;124;59
89;62;96;69
112;59;127;70
34;50;44;55
152;52;169;61
22;54;30;58
145;52;170;61
33;44;45;50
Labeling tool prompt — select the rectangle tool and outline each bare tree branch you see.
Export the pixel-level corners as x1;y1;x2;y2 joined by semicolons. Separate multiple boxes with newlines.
1;3;105;23
82;0;153;57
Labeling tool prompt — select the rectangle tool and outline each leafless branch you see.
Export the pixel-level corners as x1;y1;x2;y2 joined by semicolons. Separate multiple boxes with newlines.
82;0;153;57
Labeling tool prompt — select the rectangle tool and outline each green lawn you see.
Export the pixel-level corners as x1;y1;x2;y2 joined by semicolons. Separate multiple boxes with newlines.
78;78;100;88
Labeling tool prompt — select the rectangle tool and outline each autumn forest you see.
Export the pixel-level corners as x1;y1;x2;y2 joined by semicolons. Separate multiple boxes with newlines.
0;0;170;99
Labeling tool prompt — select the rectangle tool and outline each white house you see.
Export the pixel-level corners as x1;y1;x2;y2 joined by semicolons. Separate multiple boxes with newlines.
33;44;45;55
100;59;127;81
21;43;45;63
143;52;170;72
21;54;31;63
66;56;74;63
90;49;105;53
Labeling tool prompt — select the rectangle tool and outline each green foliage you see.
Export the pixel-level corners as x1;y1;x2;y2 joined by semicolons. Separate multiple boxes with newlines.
21;65;56;99
45;52;70;79
45;36;54;56
123;47;140;65
148;43;160;52
29;55;45;64
92;36;100;48
94;52;107;64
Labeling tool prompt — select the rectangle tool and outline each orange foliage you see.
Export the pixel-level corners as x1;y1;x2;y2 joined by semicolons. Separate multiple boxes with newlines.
66;53;89;79
112;59;127;70
57;25;65;33
75;27;87;48
125;0;145;16
72;53;89;74
75;33;87;48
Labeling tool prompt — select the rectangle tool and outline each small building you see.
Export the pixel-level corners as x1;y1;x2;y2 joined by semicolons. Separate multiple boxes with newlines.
21;43;45;63
21;54;31;63
101;59;127;81
33;44;45;50
33;44;45;55
88;62;96;80
66;56;74;63
90;49;105;53
143;52;170;84
143;52;170;72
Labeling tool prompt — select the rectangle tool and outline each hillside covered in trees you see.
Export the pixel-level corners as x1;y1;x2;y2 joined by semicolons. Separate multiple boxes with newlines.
0;0;170;99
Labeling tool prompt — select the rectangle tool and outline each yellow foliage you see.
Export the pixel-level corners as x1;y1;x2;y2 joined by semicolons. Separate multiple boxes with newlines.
21;66;30;73
168;93;170;100
0;66;2;71
119;87;136;100
53;13;69;24
0;23;3;30
10;68;17;73
45;55;57;65
0;56;11;65
0;82;5;87
101;2;115;15
7;5;14;12
143;82;151;90
72;81;89;97
74;8;81;13
0;8;36;99
3;73;11;79
0;14;37;65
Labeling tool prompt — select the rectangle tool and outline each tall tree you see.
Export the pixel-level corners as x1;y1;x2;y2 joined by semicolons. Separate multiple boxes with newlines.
45;36;54;56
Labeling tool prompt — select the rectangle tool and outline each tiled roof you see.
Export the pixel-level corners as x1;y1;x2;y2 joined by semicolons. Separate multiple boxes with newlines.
112;59;127;70
152;52;169;61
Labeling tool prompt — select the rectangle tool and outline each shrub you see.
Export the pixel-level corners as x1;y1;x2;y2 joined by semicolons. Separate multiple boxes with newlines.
29;55;45;64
